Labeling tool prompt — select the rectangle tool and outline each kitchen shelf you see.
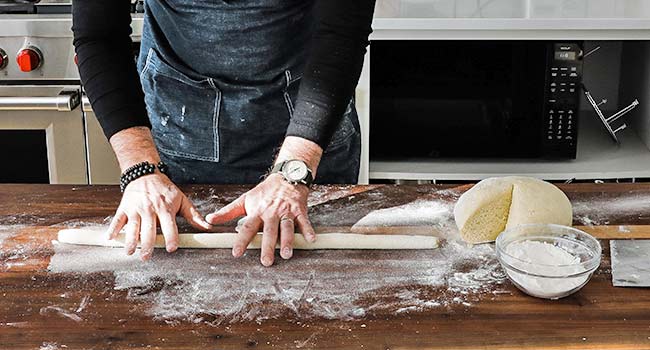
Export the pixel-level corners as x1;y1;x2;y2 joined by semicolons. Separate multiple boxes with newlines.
368;115;650;181
371;18;650;40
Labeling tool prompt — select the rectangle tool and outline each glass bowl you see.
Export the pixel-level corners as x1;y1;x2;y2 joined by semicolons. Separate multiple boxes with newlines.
495;224;602;300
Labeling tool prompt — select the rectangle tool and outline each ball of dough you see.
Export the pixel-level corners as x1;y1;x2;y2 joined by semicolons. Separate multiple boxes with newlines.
453;176;573;243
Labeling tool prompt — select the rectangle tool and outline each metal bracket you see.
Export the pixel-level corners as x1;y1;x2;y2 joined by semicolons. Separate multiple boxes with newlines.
582;84;639;144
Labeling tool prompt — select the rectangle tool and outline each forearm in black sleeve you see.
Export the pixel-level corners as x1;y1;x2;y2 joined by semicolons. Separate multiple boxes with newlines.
285;0;376;149
72;0;150;140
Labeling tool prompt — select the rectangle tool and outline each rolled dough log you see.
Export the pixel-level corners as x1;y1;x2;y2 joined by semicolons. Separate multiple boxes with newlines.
57;228;439;250
454;176;573;243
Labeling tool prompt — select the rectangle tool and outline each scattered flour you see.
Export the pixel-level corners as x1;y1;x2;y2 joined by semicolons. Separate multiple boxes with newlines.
573;193;650;226
0;225;24;246
39;342;66;350
351;198;458;240
46;188;507;325
0;224;50;270
307;185;380;207
504;241;588;299
39;306;83;323
49;239;507;325
353;200;451;228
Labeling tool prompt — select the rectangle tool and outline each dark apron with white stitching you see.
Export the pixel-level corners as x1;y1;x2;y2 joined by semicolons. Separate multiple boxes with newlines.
137;0;361;184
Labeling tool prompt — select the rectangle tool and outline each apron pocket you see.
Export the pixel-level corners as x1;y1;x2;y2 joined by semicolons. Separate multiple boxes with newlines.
283;70;357;153
140;48;221;162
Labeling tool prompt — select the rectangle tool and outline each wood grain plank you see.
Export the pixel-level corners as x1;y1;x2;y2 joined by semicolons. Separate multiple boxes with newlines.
1;184;650;350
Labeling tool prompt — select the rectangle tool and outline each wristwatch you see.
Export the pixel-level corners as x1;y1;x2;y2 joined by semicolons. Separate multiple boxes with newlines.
271;159;314;186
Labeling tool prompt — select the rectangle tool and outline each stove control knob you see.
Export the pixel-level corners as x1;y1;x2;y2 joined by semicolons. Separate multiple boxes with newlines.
16;47;43;72
0;49;8;70
0;48;9;70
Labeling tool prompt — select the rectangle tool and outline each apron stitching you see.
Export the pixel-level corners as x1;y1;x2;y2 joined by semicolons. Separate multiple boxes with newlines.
158;147;218;162
284;92;294;116
285;70;292;88
283;70;298;116
208;78;221;162
141;48;155;77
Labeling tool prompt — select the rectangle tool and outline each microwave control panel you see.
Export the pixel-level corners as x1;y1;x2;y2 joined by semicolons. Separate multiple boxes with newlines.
542;43;583;158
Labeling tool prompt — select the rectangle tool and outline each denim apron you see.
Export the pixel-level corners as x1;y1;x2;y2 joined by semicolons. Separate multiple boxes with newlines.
137;0;361;184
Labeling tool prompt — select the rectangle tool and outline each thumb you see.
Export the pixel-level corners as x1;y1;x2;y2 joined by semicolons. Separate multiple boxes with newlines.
205;194;247;225
179;196;212;231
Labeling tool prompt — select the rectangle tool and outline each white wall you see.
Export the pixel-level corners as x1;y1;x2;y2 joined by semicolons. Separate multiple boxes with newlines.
375;0;528;18
374;0;650;18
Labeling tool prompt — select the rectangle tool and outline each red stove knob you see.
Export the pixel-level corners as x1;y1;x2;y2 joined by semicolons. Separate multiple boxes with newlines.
0;49;7;70
16;47;43;72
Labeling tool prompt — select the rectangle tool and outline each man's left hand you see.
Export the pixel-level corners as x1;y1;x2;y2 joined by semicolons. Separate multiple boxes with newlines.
205;173;316;266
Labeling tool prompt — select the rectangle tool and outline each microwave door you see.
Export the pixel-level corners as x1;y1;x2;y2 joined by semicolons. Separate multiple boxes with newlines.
372;98;511;158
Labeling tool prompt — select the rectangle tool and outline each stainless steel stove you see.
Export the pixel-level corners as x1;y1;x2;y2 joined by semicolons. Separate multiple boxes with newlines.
0;1;142;184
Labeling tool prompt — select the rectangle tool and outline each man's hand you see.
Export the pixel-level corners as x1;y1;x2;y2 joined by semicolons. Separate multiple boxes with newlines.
106;126;211;260
206;174;315;266
206;136;322;267
106;173;212;260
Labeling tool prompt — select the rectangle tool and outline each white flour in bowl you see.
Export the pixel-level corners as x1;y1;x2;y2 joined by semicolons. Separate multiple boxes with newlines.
504;240;589;299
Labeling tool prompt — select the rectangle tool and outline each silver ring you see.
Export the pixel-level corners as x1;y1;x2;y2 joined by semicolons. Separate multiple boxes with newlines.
280;217;294;223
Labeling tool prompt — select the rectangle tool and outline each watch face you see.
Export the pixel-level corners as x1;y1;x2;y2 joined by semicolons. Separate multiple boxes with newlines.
283;160;308;182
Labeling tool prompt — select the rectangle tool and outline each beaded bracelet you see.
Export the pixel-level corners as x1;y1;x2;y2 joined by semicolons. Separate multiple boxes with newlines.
120;161;169;192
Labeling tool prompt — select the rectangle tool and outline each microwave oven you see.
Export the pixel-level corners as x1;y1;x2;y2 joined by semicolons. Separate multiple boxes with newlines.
370;41;584;160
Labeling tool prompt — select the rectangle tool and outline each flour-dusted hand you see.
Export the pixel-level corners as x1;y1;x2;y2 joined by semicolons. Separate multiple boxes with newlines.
105;127;212;261
206;136;323;266
107;173;212;260
206;173;316;266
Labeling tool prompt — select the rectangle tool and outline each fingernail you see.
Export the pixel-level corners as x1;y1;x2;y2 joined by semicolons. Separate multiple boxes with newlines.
126;245;136;255
166;244;177;253
141;248;153;260
232;247;242;257
200;217;212;226
261;256;273;267
307;234;317;243
282;247;293;259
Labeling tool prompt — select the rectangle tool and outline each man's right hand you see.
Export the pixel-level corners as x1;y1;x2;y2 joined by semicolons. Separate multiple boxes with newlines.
106;172;212;261
105;126;211;261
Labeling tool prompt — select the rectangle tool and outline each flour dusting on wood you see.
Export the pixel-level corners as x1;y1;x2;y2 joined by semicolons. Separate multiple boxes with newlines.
46;187;509;325
0;225;24;246
352;199;456;238
573;192;650;226
49;239;506;325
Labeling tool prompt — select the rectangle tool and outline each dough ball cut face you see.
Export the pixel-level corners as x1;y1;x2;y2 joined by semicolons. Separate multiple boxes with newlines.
507;177;573;229
459;189;513;243
454;176;573;243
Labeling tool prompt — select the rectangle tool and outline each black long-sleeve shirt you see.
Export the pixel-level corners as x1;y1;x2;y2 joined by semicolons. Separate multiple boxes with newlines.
72;0;375;150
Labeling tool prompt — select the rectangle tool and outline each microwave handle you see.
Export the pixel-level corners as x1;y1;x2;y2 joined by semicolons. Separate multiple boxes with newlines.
0;90;81;112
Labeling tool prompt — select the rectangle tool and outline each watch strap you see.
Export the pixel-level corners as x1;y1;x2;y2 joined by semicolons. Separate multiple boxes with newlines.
270;162;284;175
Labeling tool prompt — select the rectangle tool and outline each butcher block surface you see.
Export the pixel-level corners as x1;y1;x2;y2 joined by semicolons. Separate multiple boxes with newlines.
1;183;650;350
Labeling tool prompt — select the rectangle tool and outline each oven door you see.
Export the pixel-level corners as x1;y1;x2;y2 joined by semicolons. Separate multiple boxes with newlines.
0;86;87;184
82;95;121;184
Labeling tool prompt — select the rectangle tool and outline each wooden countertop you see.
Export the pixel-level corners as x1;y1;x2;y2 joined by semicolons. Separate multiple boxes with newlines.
1;183;650;350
